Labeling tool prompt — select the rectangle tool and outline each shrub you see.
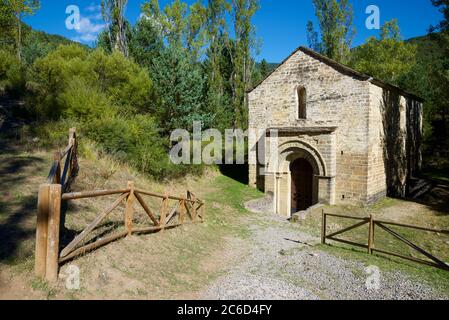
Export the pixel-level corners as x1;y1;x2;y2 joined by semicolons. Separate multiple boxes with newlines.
0;50;25;96
28;45;153;120
85;114;201;180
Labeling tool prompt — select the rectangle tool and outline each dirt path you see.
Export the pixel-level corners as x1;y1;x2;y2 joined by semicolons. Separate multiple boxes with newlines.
199;210;448;300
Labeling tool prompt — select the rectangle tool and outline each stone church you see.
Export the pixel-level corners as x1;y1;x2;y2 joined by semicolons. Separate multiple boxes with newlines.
248;46;423;217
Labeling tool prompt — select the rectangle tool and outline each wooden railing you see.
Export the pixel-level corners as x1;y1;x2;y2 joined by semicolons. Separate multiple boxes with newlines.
58;183;205;264
47;128;79;189
35;128;79;282
35;128;205;282
321;211;449;271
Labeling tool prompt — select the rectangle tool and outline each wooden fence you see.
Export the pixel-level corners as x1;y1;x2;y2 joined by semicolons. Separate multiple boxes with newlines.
35;128;205;282
321;211;449;271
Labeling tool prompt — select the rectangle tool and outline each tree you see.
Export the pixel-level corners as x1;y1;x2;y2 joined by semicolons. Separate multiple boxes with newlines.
5;0;40;61
259;58;269;79
101;0;129;57
149;45;210;132
349;19;416;85
128;16;164;68
187;1;207;60
0;1;14;47
306;0;355;62
430;0;449;32
229;0;260;129
204;0;230;130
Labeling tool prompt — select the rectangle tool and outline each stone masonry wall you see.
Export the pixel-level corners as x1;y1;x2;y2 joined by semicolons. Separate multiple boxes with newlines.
367;83;423;201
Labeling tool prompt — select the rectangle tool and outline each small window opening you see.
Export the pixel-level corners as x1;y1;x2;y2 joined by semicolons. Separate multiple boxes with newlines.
297;86;307;119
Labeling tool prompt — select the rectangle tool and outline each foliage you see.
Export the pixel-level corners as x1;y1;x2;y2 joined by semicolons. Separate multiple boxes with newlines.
229;0;260;129
101;0;129;56
27;45;153;120
349;20;417;85
0;1;14;45
85;114;190;179
307;0;355;63
0;49;25;95
4;0;40;61
430;0;449;32
128;16;163;68
149;45;209;132
139;0;260;131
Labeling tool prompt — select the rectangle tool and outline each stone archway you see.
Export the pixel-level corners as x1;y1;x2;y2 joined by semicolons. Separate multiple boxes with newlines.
267;140;329;217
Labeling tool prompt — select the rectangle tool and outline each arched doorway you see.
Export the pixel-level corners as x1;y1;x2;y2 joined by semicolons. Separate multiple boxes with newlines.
290;158;314;213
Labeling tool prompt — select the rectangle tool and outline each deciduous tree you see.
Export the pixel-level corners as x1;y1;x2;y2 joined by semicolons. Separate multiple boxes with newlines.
4;0;40;61
306;0;354;62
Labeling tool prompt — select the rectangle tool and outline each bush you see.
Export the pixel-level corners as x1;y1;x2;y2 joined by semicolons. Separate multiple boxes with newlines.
28;45;153;120
0;50;25;96
86;114;202;180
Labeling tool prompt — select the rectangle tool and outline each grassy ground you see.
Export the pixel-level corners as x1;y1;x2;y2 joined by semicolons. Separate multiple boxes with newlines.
1;132;448;299
0;135;263;299
298;192;449;295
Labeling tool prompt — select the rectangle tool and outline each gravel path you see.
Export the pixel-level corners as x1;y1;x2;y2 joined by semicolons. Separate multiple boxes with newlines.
201;209;447;300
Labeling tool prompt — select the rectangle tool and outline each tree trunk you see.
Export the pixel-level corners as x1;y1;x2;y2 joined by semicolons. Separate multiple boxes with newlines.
16;14;21;62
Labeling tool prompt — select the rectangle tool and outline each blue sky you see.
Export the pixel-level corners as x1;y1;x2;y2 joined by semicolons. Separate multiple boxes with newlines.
24;0;443;62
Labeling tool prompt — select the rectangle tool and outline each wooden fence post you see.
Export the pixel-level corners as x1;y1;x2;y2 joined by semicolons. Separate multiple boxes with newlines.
321;210;326;245
46;184;62;282
35;184;50;278
188;192;197;222
179;199;186;225
124;181;135;235
160;194;169;230
69;128;79;175
53;152;61;184
368;215;374;254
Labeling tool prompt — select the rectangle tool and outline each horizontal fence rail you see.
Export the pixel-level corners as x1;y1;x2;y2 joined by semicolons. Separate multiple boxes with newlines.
321;211;449;271
35;128;206;282
58;184;205;264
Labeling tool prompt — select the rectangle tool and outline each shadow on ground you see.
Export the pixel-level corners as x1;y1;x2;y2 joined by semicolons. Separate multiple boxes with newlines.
0;136;46;263
219;164;249;185
412;180;449;215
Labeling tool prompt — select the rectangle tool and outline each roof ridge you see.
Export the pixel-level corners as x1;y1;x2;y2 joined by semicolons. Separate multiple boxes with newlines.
247;46;424;102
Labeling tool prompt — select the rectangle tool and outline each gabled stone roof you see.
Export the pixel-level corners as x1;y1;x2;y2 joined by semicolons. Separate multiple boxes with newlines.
248;46;424;102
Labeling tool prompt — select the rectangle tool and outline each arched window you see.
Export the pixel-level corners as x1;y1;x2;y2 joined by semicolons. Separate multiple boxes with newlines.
297;86;307;119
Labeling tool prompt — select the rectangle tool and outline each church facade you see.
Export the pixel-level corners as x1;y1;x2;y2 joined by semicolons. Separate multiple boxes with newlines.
247;47;423;217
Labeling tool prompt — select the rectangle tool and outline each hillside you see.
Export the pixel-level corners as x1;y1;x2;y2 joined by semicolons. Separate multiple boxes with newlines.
407;33;445;62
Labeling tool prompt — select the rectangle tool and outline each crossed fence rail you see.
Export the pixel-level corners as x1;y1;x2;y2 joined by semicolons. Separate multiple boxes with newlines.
321;211;449;271
35;128;205;282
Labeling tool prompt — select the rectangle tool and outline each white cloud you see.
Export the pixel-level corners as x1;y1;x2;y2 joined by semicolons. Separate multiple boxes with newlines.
77;17;105;34
86;3;101;13
72;4;105;45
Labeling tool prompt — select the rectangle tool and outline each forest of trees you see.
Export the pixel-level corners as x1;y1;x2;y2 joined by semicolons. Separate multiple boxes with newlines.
1;0;448;180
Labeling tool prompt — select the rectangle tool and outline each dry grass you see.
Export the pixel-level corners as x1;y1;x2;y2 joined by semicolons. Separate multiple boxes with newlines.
0;138;263;300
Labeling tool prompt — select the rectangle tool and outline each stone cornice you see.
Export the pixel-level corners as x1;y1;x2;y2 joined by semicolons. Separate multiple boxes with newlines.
266;127;338;136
